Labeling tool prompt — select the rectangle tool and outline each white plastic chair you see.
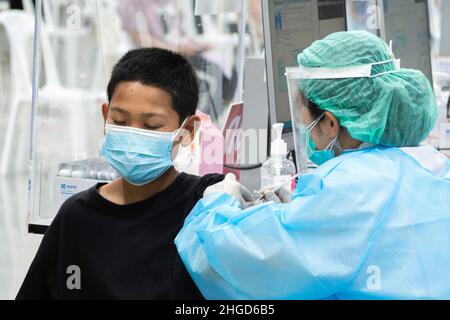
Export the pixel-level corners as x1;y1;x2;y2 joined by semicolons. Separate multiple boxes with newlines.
93;0;133;90
0;10;105;175
0;10;34;176
37;2;106;165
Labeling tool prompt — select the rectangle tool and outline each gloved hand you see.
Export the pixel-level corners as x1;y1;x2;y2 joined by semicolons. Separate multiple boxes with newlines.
258;187;292;204
203;173;255;208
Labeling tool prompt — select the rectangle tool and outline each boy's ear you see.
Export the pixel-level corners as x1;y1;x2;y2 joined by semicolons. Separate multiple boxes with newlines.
102;103;109;123
187;115;201;140
101;103;109;134
185;115;201;147
176;115;201;147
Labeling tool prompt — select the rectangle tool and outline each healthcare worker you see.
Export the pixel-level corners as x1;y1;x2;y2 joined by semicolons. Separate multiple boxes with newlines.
175;31;450;300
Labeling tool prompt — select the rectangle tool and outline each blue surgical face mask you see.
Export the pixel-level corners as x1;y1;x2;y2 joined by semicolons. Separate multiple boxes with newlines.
306;114;341;166
101;120;186;186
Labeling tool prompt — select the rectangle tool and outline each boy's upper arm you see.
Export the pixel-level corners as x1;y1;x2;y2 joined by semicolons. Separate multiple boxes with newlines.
194;174;225;200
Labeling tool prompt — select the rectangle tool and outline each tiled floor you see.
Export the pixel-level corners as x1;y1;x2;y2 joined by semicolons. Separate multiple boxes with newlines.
0;174;42;299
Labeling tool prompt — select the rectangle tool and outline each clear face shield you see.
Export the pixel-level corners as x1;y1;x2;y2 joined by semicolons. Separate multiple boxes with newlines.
286;68;310;173
286;54;400;171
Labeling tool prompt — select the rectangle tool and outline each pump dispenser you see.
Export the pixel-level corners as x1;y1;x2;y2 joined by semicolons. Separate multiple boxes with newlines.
260;123;296;190
271;123;287;157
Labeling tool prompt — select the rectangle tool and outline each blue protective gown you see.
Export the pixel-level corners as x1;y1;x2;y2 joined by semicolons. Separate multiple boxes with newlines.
175;146;450;299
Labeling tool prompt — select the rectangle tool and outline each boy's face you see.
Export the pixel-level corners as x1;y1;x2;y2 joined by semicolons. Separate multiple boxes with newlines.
102;81;181;132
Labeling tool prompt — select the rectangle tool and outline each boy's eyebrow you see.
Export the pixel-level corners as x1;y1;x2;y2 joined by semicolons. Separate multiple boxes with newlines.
109;106;130;115
110;106;167;119
141;113;166;119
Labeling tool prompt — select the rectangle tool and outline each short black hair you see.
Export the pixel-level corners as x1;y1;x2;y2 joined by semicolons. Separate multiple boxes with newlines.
107;48;199;123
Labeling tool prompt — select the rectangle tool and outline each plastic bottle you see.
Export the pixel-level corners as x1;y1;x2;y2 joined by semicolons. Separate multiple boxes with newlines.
260;123;296;190
57;162;73;177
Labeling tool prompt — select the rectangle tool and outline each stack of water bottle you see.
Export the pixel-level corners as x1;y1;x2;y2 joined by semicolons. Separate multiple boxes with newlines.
57;158;119;181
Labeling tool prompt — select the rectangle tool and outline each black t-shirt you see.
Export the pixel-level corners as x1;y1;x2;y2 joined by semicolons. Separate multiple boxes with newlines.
16;173;224;300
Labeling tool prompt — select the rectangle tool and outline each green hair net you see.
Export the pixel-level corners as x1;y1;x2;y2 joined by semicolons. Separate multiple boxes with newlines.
298;30;437;147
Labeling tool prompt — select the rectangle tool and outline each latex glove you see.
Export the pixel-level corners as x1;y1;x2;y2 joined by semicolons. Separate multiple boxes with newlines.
204;173;254;208
258;187;292;204
204;173;240;198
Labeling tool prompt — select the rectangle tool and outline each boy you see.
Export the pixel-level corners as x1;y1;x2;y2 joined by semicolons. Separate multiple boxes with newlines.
16;48;224;299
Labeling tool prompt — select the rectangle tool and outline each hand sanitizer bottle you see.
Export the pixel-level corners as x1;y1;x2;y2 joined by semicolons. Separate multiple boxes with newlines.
260;123;296;190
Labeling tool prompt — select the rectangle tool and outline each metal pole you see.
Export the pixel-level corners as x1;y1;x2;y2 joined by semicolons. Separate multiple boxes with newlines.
234;0;247;102
27;0;42;224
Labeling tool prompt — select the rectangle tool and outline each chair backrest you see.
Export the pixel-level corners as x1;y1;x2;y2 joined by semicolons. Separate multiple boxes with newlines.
0;10;35;96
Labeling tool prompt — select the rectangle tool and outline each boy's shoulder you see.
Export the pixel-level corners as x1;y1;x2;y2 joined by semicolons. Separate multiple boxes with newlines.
180;173;225;198
60;185;94;208
41;186;96;238
53;185;99;222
